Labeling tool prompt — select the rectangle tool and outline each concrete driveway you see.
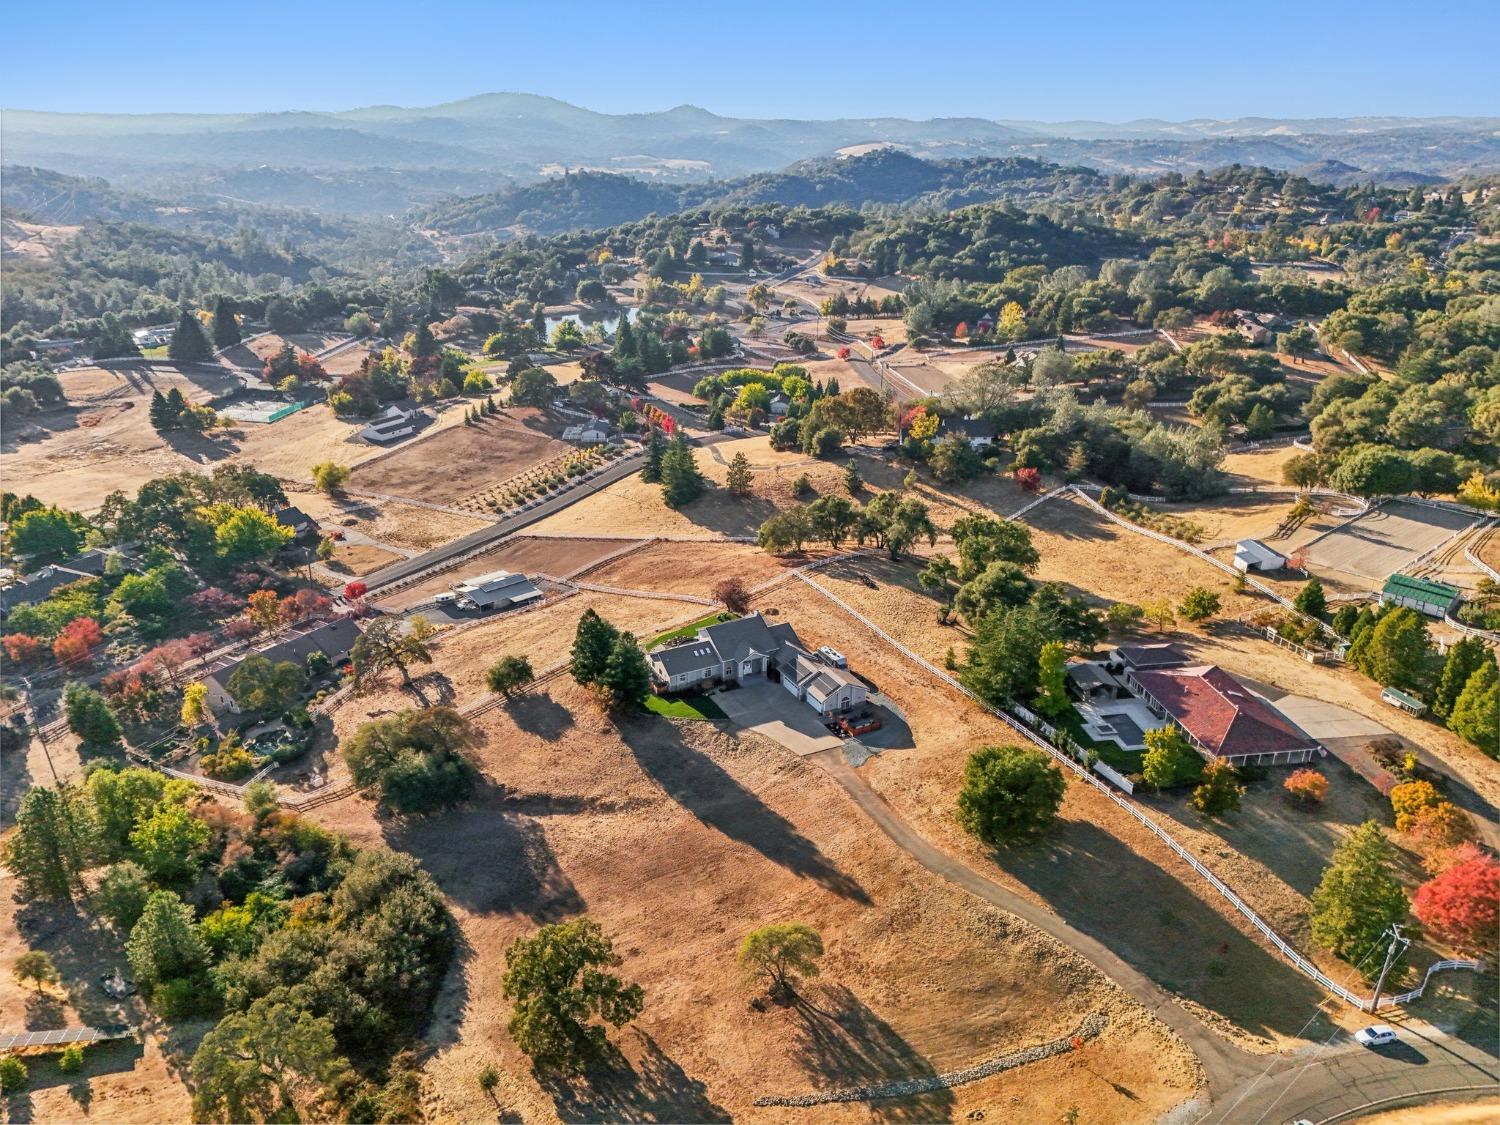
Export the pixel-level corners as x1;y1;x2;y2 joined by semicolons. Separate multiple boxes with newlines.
712;679;842;756
1273;694;1390;740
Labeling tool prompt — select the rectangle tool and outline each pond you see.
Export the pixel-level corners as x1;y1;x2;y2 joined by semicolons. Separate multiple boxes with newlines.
543;305;638;340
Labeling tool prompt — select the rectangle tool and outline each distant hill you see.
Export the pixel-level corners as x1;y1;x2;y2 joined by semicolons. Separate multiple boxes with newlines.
421;150;1111;235
4;95;1496;189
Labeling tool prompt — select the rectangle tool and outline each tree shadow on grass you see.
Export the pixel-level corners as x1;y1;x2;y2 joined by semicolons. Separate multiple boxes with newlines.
788;983;956;1123
616;717;870;904
1026;498;1117;542
989;818;1331;1042
507;692;575;742
539;1028;730;1123
380;780;584;921
12;898;136;1031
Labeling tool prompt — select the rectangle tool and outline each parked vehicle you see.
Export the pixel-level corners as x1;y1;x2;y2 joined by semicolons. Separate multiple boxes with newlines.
835;713;882;737
817;645;848;668
1354;1025;1398;1047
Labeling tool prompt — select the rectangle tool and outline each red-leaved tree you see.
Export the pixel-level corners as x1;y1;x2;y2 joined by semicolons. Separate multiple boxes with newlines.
53;617;104;668
713;577;751;615
343;581;368;602
1014;467;1042;493
3;633;45;667
1413;851;1499;955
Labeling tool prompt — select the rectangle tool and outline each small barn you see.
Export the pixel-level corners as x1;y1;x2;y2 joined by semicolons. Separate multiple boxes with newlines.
1380;574;1460;618
1233;539;1287;573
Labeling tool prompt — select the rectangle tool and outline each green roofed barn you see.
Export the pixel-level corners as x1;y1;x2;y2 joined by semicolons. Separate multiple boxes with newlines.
1380;574;1461;618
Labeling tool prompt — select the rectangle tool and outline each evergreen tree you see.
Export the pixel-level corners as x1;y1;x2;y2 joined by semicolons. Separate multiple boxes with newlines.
1434;638;1488;720
411;321;437;358
706;404;725;430
725;452;753;496
165;386;189;424
167;308;212;364
127;889;209;995
1449;659;1498;757
659;435;705;508
532;304;548;343
1;785;96;898
600;632;652;711
570;609;618;688
1294;577;1327;619
843;459;862;495
149;390;173;431
210;296;241;349
1311;821;1409;976
1350;607;1431;692
639;426;667;483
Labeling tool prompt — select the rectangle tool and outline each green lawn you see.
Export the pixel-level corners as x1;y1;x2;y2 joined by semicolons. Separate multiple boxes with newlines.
140;345;169;358
644;693;727;721
1052;706;1145;774
649;611;736;647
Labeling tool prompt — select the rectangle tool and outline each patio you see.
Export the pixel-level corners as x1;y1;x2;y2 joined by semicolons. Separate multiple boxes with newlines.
1076;696;1170;751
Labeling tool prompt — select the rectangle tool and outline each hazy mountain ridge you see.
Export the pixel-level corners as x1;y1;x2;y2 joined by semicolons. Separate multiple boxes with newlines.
5;95;1495;197
419;149;1110;235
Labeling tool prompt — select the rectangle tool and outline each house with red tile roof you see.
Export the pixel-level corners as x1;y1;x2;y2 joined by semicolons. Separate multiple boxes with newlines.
1126;662;1322;766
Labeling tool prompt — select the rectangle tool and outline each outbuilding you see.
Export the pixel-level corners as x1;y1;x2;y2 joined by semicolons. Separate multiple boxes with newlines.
1380;574;1461;618
1233;539;1287;573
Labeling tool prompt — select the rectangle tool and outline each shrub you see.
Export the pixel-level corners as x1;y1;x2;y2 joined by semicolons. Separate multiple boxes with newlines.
0;1054;27;1093
57;1044;84;1074
1191;761;1244;818
1284;769;1329;805
1390;780;1443;833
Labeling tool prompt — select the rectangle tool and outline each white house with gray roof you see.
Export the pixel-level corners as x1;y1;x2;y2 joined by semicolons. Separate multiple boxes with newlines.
647;612;867;717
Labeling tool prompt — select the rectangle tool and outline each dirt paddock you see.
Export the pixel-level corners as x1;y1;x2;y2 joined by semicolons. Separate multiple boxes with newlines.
1302;501;1476;585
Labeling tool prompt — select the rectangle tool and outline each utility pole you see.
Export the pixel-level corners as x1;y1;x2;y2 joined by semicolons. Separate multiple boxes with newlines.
1369;924;1410;1013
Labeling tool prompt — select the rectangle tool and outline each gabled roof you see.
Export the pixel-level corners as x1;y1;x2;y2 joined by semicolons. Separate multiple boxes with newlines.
940;415;996;441
650;639;720;677
1234;539;1286;567
1382;573;1460;606
207;617;361;692
1114;642;1189;670
275;506;313;529
700;613;787;666
1131;664;1318;759
0;566;96;614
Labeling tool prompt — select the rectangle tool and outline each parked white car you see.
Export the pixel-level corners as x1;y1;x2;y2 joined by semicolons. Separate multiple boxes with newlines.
1354;1025;1398;1047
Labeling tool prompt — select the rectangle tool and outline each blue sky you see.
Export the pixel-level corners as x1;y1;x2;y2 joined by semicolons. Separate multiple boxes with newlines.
4;0;1496;120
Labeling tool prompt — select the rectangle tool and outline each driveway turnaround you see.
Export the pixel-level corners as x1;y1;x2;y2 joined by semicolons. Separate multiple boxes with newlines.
1273;694;1391;740
712;680;842;756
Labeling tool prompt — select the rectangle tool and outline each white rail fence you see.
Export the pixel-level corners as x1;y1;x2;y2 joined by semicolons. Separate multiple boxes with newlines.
792;570;1482;1013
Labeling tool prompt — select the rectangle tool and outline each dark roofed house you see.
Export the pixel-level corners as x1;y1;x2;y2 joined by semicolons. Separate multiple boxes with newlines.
1129;663;1321;765
1;565;96;619
274;506;316;538
646;612;867;717
201;617;361;715
1110;642;1188;671
939;415;996;450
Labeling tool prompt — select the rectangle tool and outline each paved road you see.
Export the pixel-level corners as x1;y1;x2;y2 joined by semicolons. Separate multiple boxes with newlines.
806;749;1262;1101
809;749;1499;1121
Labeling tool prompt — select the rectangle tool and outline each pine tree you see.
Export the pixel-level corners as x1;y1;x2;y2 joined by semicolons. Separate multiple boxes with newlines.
1311;821;1409;975
167;308;212;364
412;321;437;357
659;435;705;508
612;314;637;361
127;890;209;994
600;632;652;711
1351;608;1431;692
707;405;725;431
570;610;619;687
1434;638;1488;720
640;426;667;483
165;387;188;428
843;459;862;495
1;785;96;899
210;296;241;349
725;452;753;496
1448;659;1498;757
149;391;172;431
94;316;141;359
1294;577;1327;620
485;394;497;415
